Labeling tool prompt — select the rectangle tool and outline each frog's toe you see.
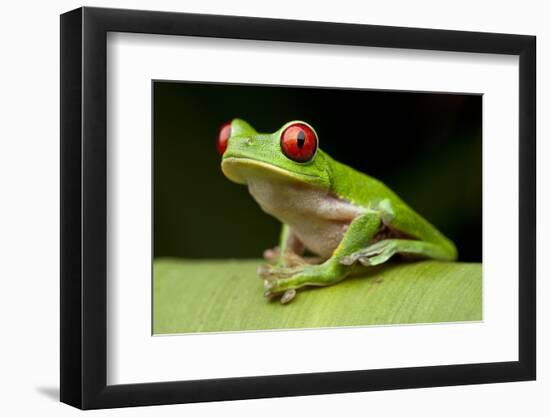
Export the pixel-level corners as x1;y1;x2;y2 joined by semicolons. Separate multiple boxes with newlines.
257;264;273;279
263;276;284;293
280;289;297;304
264;288;276;299
281;252;308;267
263;276;293;294
263;287;297;304
340;255;357;266
341;243;396;267
340;252;382;266
257;264;285;280
340;253;372;266
263;247;280;263
263;278;284;293
362;252;394;266
257;263;303;280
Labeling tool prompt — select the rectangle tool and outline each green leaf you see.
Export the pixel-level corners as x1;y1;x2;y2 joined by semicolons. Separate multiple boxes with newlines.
153;259;481;334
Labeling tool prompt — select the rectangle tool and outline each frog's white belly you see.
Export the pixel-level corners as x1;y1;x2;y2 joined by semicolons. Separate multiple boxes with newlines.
290;218;349;259
247;179;365;258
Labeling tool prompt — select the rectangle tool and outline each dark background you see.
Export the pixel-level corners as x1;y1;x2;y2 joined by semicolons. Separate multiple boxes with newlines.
154;81;482;262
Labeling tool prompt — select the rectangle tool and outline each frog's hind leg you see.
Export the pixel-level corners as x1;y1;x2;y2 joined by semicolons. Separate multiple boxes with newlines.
341;198;459;266
341;238;456;267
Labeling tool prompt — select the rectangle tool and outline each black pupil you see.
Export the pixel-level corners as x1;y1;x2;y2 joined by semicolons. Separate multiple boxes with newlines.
296;130;305;149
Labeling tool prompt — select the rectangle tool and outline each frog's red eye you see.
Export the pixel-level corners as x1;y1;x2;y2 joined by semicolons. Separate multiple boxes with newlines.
280;123;318;162
216;122;231;155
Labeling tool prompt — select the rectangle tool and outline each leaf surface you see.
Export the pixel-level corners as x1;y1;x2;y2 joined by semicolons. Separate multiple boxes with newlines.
153;259;482;334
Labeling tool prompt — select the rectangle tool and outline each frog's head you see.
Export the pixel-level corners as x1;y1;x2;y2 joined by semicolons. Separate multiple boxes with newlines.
218;119;331;189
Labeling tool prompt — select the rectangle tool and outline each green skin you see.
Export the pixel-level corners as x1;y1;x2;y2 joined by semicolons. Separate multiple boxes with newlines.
221;119;458;304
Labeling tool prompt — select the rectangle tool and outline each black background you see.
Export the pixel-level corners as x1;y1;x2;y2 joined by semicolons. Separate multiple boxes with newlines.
154;81;482;262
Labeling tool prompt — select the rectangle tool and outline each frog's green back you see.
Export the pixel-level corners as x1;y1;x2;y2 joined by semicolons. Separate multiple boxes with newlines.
321;150;400;207
321;150;457;257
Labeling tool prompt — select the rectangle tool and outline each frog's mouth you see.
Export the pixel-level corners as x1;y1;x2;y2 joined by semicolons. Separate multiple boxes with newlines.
221;157;324;186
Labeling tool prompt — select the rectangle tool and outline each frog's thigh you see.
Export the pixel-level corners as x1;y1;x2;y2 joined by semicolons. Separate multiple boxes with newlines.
265;212;381;293
376;198;457;260
343;238;455;267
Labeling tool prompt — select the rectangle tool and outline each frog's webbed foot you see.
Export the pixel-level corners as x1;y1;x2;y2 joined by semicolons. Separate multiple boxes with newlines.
257;263;305;280
264;288;297;304
262;248;322;267
262;247;281;263
258;263;307;304
340;239;452;267
341;248;387;267
263;247;303;266
261;262;349;305
340;240;399;266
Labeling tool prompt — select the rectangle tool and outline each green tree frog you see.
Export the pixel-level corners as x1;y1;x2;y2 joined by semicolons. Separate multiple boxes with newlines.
218;119;458;304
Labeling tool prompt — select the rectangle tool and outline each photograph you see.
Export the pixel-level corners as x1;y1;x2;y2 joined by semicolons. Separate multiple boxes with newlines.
54;3;537;412
152;81;483;334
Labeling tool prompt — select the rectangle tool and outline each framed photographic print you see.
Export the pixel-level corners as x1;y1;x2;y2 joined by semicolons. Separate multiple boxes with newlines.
60;6;536;409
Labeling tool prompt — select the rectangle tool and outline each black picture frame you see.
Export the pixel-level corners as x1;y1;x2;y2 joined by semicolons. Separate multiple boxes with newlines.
60;6;536;410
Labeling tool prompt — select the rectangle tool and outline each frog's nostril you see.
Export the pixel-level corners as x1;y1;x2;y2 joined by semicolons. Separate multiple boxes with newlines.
244;138;253;146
